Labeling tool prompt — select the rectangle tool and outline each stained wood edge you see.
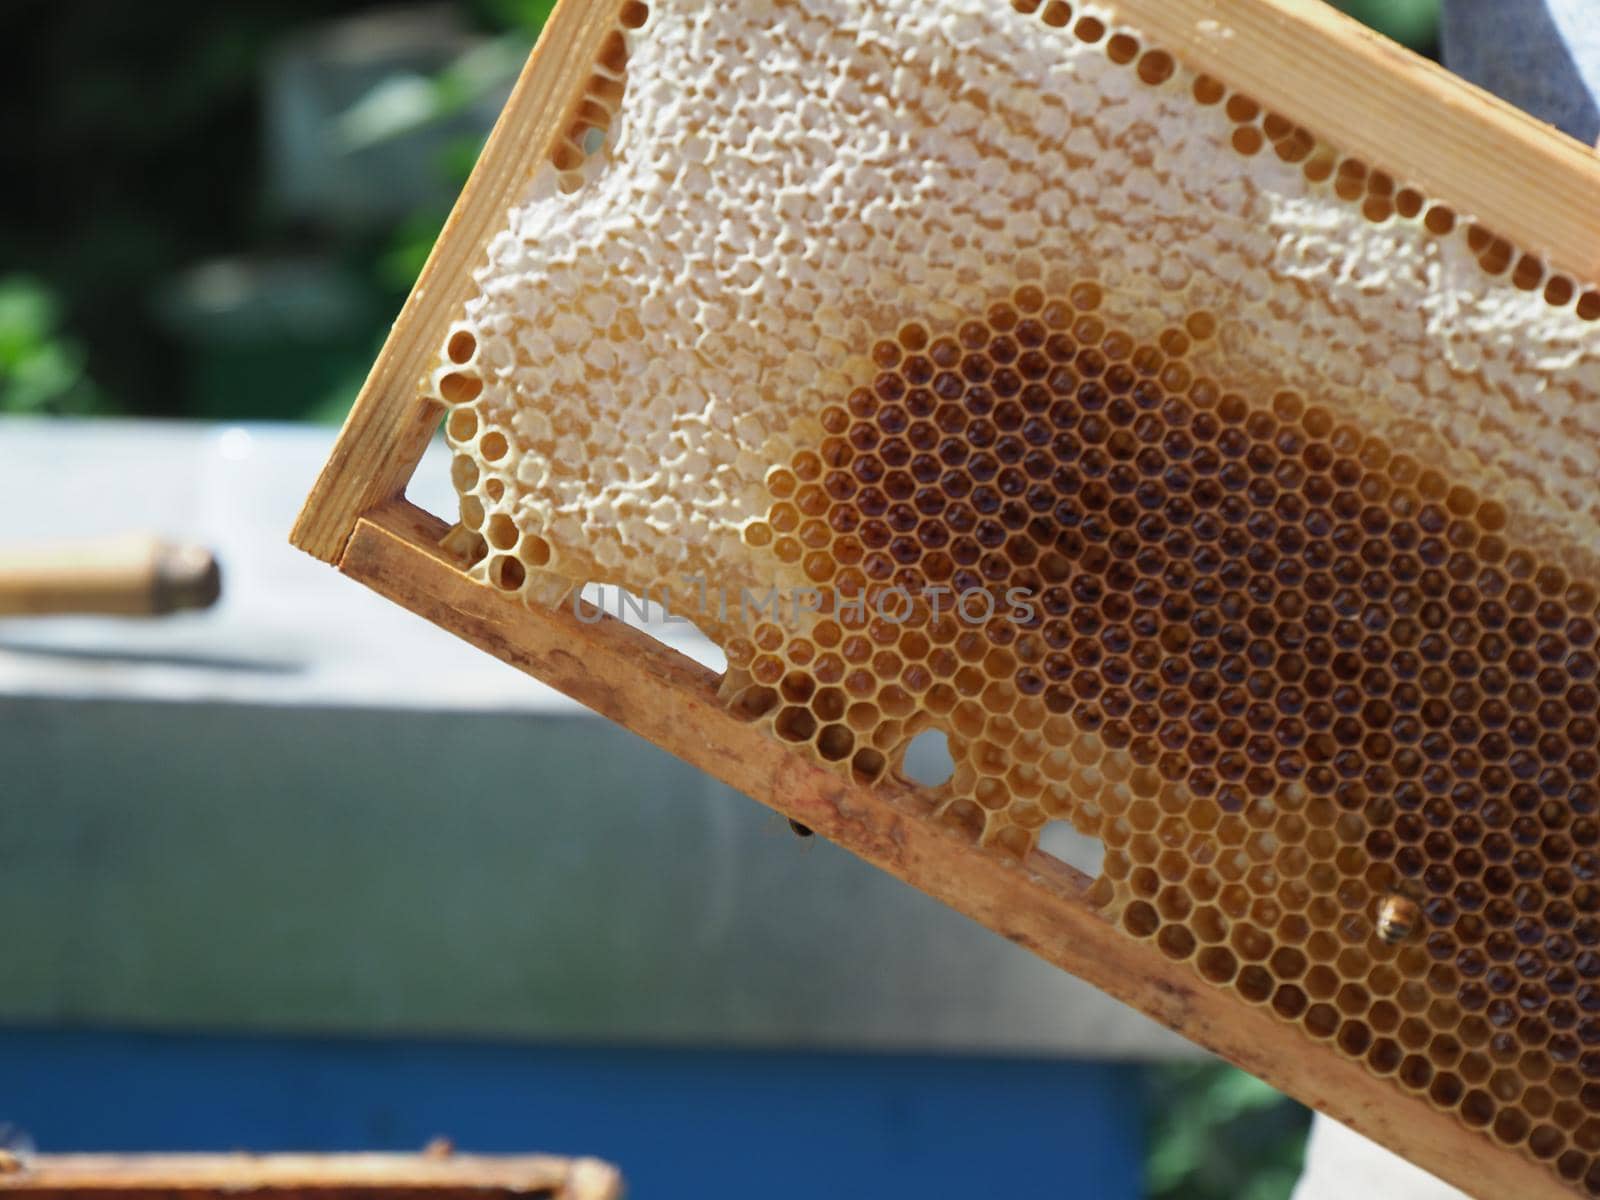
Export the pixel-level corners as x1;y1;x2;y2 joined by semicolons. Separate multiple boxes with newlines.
0;1155;622;1200
1110;0;1600;284
337;498;1569;1200
288;0;627;563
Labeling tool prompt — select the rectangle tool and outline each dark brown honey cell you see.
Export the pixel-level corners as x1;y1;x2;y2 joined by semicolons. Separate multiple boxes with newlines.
1072;14;1104;42
750;283;1600;1168
1105;32;1139;65
1136;50;1175;86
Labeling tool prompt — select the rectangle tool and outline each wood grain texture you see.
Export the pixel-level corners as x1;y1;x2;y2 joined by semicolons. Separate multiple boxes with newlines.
1110;0;1600;283
0;537;219;617
288;0;629;563
338;499;1567;1200
0;1154;622;1200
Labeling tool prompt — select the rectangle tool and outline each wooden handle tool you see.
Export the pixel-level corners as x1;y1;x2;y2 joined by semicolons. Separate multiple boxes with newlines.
0;536;222;618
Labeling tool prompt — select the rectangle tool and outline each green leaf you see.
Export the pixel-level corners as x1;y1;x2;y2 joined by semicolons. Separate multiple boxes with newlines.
0;275;106;415
1147;1064;1311;1200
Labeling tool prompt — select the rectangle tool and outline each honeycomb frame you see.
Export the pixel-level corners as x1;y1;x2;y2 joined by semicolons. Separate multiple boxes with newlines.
292;2;1600;1196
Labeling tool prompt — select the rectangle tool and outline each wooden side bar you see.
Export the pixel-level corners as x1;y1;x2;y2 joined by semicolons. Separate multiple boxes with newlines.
288;0;629;564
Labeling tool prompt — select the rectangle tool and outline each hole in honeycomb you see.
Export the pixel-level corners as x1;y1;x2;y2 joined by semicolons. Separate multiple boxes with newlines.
902;728;955;788
574;583;728;672
1038;821;1106;879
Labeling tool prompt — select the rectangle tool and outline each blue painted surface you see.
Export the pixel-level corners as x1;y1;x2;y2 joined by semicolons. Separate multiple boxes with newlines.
0;1029;1144;1198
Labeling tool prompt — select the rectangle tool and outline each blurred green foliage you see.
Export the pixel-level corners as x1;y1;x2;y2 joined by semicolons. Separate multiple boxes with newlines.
0;276;104;416
1147;1063;1313;1200
1;0;1442;423
0;0;550;421
481;0;559;37
1333;0;1441;53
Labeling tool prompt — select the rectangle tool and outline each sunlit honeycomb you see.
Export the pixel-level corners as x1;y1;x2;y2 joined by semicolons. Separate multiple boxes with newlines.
724;278;1600;1186
425;0;1600;1190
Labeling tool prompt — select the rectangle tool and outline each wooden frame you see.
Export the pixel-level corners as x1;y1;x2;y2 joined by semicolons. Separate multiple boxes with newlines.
292;2;1600;1196
0;1154;622;1200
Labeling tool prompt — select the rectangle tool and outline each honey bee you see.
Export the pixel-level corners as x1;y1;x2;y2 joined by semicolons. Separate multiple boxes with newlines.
1376;894;1420;945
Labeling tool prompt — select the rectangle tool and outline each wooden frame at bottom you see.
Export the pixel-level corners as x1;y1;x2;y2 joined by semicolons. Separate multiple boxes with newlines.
332;498;1557;1200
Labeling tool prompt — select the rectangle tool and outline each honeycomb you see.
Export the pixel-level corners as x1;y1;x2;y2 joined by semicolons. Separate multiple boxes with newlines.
428;0;1600;1188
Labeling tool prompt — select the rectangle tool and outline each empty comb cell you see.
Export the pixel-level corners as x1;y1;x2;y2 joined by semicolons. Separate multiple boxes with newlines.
294;0;1600;1194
